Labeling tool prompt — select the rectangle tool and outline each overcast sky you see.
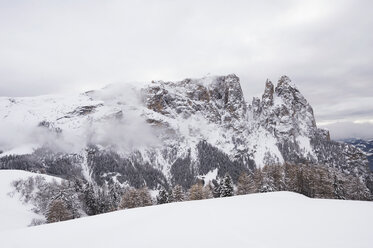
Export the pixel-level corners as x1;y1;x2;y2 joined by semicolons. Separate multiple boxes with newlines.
0;0;372;139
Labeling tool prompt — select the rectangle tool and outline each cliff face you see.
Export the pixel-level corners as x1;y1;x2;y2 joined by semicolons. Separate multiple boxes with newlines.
0;74;371;191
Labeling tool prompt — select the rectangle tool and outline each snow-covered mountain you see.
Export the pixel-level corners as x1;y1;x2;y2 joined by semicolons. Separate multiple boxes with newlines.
0;75;371;192
1;192;373;248
342;138;373;171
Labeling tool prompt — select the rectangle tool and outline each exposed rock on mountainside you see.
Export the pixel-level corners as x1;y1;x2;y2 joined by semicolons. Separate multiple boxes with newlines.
0;75;371;194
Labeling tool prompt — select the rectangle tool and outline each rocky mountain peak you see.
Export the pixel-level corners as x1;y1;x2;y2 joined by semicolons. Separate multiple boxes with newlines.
277;75;292;86
274;76;311;114
275;75;299;98
249;76;317;134
143;74;246;126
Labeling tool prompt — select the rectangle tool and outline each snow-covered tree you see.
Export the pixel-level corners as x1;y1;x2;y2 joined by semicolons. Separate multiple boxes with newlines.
47;180;82;219
261;166;276;193
212;180;221;198
220;174;234;197
97;184;112;214
346;175;371;201
108;182;123;210
156;187;169;204
83;183;99;215
332;172;346;200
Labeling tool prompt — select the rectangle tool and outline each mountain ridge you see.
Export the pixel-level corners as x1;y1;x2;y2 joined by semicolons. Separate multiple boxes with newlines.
0;74;371;195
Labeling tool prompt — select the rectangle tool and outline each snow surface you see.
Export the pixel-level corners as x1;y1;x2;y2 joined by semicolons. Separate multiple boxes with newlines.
0;170;62;231
1;192;372;248
197;168;218;185
296;135;316;159
248;127;284;167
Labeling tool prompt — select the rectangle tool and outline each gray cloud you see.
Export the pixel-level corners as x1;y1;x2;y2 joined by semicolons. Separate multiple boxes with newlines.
0;0;372;138
320;121;373;140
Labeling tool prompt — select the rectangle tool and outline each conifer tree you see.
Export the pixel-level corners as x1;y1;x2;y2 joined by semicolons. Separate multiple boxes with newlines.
188;182;204;200
202;184;213;199
220;174;234;197
332;173;346;200
156;187;169;204
212;180;221;198
237;172;251;195
271;165;285;191
253;168;264;193
284;163;298;192
138;187;153;207
46;199;73;223
109;182;123;210
119;187;153;209
83;183;99;215
313;167;334;199
171;185;184;202
51;181;81;219
97;185;112;214
119;188;138;209
346;175;371;201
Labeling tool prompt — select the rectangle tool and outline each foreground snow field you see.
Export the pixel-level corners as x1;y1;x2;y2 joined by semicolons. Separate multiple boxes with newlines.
0;170;61;231
0;191;372;248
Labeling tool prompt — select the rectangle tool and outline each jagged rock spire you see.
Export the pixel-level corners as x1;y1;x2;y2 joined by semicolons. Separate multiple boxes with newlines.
262;79;274;107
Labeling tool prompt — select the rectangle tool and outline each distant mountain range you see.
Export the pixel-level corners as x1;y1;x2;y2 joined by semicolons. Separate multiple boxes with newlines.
0;75;372;195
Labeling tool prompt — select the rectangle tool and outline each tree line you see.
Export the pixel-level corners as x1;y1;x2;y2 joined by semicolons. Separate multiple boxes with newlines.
11;162;371;226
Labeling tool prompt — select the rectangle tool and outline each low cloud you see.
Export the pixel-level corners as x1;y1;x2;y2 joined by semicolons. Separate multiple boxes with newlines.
86;115;160;154
0;122;85;154
0;116;160;155
0;82;160;155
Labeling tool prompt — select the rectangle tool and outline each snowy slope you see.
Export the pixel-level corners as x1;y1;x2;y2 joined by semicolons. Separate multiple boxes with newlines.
1;192;372;248
0;170;62;231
